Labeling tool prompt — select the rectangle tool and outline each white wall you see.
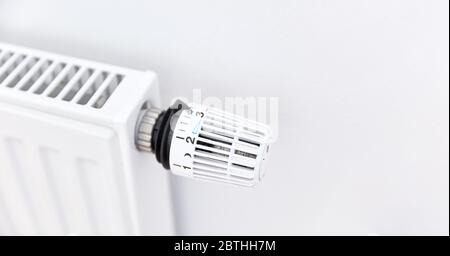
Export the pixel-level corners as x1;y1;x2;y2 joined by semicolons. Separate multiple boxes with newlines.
1;0;448;235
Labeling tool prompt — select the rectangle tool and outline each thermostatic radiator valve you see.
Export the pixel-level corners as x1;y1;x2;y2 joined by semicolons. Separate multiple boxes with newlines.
136;101;272;186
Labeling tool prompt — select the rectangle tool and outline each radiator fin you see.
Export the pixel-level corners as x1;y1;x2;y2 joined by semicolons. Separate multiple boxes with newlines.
0;47;123;109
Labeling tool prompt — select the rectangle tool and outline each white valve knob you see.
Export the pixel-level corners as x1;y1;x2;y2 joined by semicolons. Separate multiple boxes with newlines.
136;101;272;187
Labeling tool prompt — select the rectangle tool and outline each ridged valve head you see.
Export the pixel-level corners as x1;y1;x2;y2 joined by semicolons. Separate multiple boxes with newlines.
136;101;272;186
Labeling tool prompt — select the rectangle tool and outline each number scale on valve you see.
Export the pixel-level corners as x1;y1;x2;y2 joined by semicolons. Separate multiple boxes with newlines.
169;105;208;177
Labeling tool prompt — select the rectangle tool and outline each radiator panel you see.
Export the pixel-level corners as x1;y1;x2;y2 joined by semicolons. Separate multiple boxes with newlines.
0;103;132;235
0;42;173;235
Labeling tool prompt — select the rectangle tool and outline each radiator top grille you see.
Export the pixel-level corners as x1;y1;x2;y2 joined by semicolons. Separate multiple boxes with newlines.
0;48;123;109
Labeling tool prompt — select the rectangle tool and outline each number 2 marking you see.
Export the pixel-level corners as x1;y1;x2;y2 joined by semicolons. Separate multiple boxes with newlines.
186;136;195;144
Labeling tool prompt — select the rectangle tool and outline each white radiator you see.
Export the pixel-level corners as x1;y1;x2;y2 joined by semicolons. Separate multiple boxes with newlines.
0;42;172;235
0;41;273;236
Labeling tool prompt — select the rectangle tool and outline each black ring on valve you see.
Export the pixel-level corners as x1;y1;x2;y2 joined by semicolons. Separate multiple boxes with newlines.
151;100;188;170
